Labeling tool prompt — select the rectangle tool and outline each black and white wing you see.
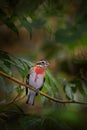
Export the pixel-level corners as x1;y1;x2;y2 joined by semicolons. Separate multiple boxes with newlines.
26;67;33;95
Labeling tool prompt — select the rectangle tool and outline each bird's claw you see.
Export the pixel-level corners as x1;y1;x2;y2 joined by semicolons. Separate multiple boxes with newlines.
35;88;40;96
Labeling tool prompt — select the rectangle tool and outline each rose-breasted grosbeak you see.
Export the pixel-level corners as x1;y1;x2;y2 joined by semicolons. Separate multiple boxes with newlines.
26;60;50;105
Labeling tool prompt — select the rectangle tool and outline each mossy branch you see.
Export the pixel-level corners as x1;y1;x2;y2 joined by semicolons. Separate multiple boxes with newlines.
0;71;87;105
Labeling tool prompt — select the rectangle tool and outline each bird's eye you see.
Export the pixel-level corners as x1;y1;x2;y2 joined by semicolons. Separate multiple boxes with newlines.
41;61;45;64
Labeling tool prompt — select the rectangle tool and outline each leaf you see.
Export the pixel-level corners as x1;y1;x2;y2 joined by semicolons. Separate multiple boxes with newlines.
0;76;6;90
20;17;32;38
42;69;62;101
0;50;32;78
64;84;73;100
44;82;54;97
21;57;33;68
80;80;87;95
0;61;12;75
58;78;75;99
44;21;52;33
4;18;19;35
46;69;60;90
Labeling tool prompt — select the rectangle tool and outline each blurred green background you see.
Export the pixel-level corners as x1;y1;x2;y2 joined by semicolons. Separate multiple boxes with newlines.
0;0;87;130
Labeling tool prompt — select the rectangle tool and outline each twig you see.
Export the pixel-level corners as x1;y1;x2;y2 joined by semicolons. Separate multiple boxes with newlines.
7;86;22;105
0;71;87;105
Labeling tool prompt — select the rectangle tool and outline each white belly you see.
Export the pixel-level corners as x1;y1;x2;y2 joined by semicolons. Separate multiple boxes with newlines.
29;72;44;89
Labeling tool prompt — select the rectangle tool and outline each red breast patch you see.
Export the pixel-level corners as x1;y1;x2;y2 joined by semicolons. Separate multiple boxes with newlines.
34;67;45;74
34;67;45;82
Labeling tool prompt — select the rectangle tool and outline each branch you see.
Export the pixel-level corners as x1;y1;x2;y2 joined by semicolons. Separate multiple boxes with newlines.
7;85;26;105
0;71;87;105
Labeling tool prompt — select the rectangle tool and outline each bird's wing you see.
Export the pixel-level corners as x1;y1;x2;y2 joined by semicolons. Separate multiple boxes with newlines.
26;67;33;95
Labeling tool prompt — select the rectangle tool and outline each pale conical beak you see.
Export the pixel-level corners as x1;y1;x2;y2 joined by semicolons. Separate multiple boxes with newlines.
46;62;50;67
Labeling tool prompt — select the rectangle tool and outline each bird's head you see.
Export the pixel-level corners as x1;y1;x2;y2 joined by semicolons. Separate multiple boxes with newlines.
36;60;50;68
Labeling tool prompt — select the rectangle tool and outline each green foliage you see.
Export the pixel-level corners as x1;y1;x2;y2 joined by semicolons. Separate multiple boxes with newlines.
20;17;46;38
58;78;76;100
0;1;87;130
0;50;32;76
55;20;87;44
0;8;18;34
0;50;60;105
0;0;44;16
0;0;87;43
4;17;19;35
0;50;33;103
0;0;47;35
0;50;87;105
0;106;87;130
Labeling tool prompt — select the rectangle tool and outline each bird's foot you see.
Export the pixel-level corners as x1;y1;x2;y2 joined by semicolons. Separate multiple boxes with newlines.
35;88;40;96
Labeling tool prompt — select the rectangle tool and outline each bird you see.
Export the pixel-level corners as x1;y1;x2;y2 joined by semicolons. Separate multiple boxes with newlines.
26;60;50;105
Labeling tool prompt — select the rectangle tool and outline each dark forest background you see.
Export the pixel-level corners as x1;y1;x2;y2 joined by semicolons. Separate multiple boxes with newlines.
0;0;87;130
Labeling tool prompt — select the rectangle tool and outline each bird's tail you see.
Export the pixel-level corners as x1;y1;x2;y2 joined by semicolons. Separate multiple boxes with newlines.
26;90;36;105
